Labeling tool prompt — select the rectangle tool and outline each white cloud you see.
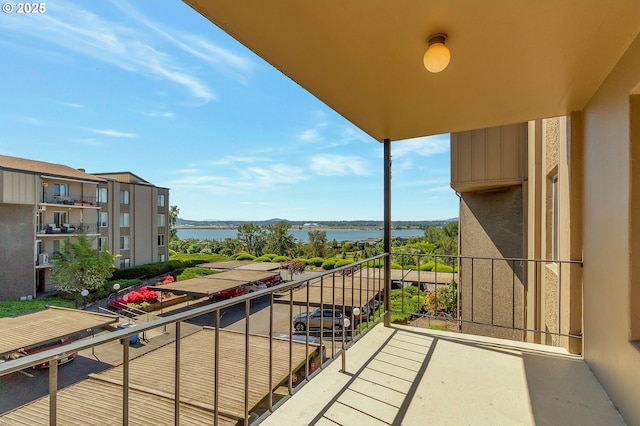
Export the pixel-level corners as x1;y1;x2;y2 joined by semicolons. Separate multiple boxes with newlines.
92;129;137;138
140;111;175;119
62;102;84;109
309;154;370;176
2;0;217;102
299;129;319;142
392;134;450;159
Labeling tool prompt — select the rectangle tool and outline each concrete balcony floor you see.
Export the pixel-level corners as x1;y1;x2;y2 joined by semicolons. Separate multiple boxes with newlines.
262;324;624;426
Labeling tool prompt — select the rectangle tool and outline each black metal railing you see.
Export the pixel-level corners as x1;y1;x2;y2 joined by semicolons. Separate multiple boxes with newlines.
0;252;583;424
42;191;98;206
0;254;387;425
37;223;98;234
392;253;583;346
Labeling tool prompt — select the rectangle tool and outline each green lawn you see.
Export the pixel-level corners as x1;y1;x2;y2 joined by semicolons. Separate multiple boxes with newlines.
0;297;76;318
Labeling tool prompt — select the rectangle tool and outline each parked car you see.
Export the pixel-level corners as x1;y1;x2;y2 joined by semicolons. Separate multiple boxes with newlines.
261;275;283;287
244;282;267;293
210;285;246;300
17;338;77;369
292;308;350;334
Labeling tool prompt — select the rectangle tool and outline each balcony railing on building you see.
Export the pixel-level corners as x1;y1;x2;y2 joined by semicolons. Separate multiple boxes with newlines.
0;252;582;425
37;223;98;235
41;191;97;206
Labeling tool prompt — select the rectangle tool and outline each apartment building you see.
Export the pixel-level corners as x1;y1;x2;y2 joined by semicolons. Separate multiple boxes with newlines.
0;155;169;300
92;172;170;269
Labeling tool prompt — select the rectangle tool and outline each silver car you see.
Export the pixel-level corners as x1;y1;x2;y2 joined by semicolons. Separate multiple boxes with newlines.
292;308;350;334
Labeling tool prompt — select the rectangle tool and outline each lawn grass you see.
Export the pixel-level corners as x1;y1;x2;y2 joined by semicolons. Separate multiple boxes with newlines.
0;297;76;318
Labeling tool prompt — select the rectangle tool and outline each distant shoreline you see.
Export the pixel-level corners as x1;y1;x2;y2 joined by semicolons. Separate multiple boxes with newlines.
173;225;423;231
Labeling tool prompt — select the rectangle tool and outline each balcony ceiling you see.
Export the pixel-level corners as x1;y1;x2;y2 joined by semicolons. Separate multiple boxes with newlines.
185;0;640;141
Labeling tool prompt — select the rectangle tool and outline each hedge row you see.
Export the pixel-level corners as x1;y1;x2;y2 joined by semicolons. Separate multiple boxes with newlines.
110;259;203;281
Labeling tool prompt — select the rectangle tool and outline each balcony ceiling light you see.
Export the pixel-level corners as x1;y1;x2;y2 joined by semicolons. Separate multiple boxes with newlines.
423;33;450;73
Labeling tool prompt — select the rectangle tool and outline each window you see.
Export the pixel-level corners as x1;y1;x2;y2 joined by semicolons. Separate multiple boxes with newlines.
53;240;61;255
53;183;68;197
53;211;68;227
97;237;107;252
121;258;130;268
96;187;107;203
158;214;165;227
157;194;165;207
158;234;165;246
120;190;129;205
158;254;166;262
120;213;130;227
119;236;130;250
98;212;108;227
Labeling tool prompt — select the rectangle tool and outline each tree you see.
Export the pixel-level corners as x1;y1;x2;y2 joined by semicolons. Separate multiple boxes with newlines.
51;233;117;293
264;221;297;256
236;223;267;256
281;259;307;280
169;205;180;241
307;230;327;258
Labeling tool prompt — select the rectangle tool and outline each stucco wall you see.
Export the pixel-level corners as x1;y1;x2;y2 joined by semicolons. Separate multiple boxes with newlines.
582;32;640;425
459;186;525;341
0;204;35;299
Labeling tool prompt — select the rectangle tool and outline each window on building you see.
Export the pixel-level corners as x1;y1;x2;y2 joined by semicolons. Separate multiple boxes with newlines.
158;234;165;247
120;190;129;205
53;211;68;227
96;187;107;203
120;236;130;250
158;214;165;227
53;183;68;197
120;213;130;227
98;212;108;227
97;237;107;252
53;240;61;255
158;254;166;262
552;175;559;261
157;194;165;207
121;258;130;268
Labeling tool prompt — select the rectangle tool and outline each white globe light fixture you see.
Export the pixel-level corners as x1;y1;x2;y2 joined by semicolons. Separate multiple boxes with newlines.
423;33;450;73
352;307;361;317
80;289;89;297
113;283;120;291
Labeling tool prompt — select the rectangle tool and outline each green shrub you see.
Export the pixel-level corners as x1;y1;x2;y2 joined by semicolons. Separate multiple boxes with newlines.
272;255;290;262
254;256;272;262
307;257;325;267
419;262;434;271
111;260;198;280
177;267;217;281
235;252;256;261
263;253;278;259
433;264;454;272
334;259;354;268
390;262;403;269
321;258;337;270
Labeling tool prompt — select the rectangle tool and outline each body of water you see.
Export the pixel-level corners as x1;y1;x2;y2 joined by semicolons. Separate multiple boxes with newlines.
176;228;425;242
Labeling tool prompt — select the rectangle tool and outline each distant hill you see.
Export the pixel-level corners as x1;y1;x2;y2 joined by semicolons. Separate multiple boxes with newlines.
175;218;457;229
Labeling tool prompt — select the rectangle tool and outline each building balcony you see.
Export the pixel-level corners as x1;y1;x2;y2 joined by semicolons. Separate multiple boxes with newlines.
262;323;622;425
41;191;97;207
0;254;623;425
37;223;98;236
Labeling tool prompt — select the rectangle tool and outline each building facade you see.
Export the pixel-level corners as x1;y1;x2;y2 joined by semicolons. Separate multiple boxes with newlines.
451;119;583;355
0;155;169;300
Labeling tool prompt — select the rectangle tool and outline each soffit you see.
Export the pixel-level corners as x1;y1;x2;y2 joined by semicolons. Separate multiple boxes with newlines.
184;0;640;141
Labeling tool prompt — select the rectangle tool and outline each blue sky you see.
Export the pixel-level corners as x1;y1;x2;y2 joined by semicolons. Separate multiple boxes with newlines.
0;0;458;222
